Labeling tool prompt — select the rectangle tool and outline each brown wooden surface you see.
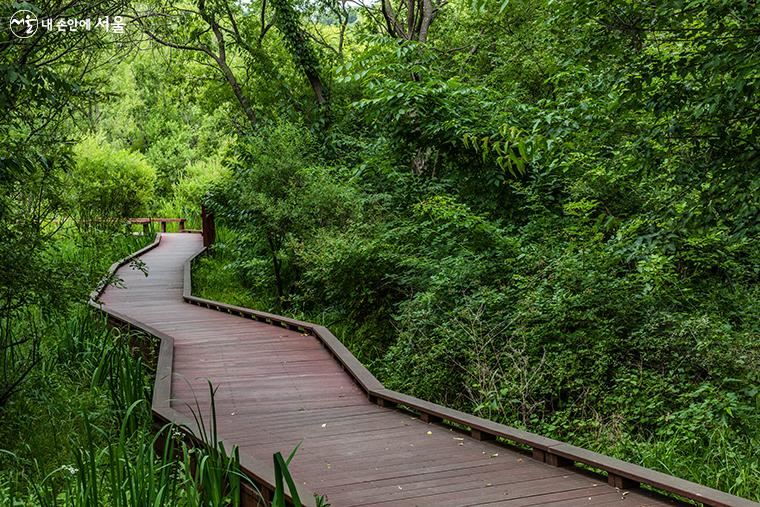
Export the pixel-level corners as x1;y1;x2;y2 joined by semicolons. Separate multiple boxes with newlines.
127;218;187;234
128;217;188;223
98;233;756;507
201;205;215;247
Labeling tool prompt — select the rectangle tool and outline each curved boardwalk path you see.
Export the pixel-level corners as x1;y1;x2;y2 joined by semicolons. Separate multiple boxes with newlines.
97;233;747;507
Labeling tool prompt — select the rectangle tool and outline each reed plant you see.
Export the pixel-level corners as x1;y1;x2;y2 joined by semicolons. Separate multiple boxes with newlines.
3;331;325;507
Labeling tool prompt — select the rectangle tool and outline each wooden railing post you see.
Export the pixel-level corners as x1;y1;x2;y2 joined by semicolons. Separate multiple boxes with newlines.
201;205;215;247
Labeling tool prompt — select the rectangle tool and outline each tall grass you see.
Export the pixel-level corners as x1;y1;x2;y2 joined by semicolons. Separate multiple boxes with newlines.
92;342;149;434
11;407;237;507
1;307;327;507
2;225;328;507
182;381;250;507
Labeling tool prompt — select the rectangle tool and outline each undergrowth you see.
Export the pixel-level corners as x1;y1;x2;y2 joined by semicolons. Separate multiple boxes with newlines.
1;229;319;506
192;235;760;501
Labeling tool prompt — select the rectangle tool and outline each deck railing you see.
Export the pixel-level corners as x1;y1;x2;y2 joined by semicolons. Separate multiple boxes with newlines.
89;232;312;506
128;217;188;233
89;228;758;507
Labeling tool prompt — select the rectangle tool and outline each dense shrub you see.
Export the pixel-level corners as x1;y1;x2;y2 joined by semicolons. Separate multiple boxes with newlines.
210;123;364;304
69;136;156;227
195;1;759;496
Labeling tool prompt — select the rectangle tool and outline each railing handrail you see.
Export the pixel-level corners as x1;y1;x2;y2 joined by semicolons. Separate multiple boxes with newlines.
128;217;188;223
182;245;758;507
127;217;190;234
89;231;758;507
89;233;315;507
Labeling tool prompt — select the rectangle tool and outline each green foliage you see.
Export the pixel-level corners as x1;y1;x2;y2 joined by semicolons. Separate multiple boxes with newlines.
2;0;759;501
1;225;152;406
272;0;329;105
4;371;254;507
69;137;156;225
271;444;302;507
168;158;232;219
210;122;362;303
194;0;759;500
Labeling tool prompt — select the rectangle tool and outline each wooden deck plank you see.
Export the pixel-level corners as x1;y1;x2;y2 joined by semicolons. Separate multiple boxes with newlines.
99;233;685;507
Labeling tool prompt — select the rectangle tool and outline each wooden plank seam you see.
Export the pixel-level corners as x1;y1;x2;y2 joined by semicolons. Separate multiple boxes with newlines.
181;245;758;507
91;232;759;507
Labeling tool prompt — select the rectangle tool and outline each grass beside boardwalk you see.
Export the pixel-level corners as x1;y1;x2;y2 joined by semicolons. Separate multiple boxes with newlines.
0;312;254;507
0;229;154;501
0;228;251;507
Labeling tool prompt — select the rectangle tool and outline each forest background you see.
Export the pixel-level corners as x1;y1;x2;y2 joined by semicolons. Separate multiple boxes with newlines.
1;0;758;503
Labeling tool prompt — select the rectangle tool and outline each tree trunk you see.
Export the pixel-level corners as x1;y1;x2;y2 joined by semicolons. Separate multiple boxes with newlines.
216;56;257;127
266;234;284;302
381;0;439;42
273;0;330;111
306;71;327;106
418;0;434;42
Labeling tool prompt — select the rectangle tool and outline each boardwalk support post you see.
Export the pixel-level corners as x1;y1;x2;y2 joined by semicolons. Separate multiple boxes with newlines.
471;428;495;441
201;204;216;247
377;398;396;409
608;473;639;490
545;453;573;467
420;413;442;424
532;449;572;467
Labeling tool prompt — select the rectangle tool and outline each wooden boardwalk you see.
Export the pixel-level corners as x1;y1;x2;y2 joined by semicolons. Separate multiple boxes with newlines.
96;233;751;507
